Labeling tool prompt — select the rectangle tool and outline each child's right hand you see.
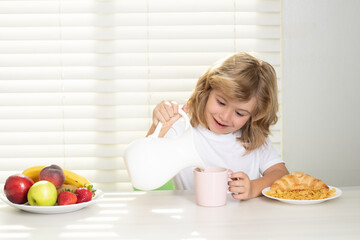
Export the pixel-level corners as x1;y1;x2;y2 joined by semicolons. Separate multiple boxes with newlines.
152;100;180;126
146;100;188;137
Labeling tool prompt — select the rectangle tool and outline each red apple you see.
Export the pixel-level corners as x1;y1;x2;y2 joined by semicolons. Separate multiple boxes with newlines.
39;164;65;189
4;174;34;204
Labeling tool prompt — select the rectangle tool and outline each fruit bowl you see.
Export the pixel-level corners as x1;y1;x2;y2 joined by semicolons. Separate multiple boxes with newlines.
0;188;104;214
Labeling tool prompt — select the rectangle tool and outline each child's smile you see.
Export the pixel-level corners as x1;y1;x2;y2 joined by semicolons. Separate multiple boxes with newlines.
213;116;228;128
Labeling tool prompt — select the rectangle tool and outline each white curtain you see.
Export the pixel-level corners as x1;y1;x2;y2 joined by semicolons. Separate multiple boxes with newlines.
0;0;281;191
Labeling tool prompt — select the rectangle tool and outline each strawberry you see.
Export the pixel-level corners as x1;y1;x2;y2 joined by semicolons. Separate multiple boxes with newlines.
75;185;94;203
57;191;77;205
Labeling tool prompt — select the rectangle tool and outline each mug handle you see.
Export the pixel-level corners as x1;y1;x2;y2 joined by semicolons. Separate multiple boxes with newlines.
149;108;190;139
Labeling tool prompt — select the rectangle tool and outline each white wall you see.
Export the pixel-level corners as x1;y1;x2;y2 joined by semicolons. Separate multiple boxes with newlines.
282;0;360;186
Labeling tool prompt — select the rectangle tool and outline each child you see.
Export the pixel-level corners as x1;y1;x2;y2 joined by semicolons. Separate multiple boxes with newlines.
146;52;289;200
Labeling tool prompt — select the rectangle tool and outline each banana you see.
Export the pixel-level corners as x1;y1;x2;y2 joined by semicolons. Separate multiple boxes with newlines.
22;165;45;182
63;168;91;188
22;165;91;188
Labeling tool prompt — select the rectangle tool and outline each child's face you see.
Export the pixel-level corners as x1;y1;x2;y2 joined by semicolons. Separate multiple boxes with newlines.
204;90;256;134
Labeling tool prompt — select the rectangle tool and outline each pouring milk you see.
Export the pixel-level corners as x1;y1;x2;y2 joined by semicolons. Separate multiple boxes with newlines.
124;109;205;190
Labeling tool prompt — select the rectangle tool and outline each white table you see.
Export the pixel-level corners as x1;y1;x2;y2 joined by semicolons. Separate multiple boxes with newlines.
1;186;359;240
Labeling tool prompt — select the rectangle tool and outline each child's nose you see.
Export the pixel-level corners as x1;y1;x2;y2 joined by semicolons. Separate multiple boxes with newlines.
220;108;232;122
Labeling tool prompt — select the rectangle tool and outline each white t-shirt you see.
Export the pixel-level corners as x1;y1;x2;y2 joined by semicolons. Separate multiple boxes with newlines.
165;120;284;190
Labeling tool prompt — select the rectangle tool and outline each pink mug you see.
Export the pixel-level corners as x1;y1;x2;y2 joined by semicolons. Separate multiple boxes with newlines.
193;166;230;207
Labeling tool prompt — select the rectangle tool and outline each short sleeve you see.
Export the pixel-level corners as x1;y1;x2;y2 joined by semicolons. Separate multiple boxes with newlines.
258;138;285;174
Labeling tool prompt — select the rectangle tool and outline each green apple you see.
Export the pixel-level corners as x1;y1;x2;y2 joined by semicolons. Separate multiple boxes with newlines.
27;180;57;206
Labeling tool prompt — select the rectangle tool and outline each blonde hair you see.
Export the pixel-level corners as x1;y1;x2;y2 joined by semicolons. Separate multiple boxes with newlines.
187;52;278;153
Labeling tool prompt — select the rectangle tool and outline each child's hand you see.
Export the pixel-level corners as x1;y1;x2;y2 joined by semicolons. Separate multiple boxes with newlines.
228;171;254;200
146;100;188;137
152;100;180;127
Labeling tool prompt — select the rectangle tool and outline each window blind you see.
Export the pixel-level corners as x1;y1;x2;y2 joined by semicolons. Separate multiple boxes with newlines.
0;0;282;192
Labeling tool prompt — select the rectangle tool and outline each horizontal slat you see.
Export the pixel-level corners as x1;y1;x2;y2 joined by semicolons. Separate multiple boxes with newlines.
159;0;281;13
0;119;151;132
150;92;193;105
0;106;152;118
0;93;150;105
0;144;128;158
65;157;126;170
0;79;281;95
0;92;192;106
0;39;280;53
0;52;280;67
0;79;199;92
0;12;280;27
0;65;281;80
0;131;146;145
0;79;150;92
0;0;146;14
0;0;280;14
0;53;148;67
0;157;125;170
0;26;280;40
0;66;148;79
86;170;130;183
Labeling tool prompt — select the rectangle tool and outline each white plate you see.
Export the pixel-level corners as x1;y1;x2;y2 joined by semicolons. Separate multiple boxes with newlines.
262;186;342;205
0;188;104;214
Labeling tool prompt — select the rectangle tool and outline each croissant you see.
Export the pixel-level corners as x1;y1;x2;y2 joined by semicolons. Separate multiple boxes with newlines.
270;172;329;191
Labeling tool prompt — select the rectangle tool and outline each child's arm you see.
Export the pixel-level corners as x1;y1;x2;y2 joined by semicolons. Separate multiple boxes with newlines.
229;163;289;200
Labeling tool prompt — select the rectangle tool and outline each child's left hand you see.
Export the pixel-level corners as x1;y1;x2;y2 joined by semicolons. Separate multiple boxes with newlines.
228;171;254;200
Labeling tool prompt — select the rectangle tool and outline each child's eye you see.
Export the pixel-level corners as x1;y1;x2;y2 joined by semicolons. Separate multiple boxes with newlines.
236;111;244;117
217;99;225;106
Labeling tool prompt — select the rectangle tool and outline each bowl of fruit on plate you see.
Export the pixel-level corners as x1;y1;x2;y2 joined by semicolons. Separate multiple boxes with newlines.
0;164;104;214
